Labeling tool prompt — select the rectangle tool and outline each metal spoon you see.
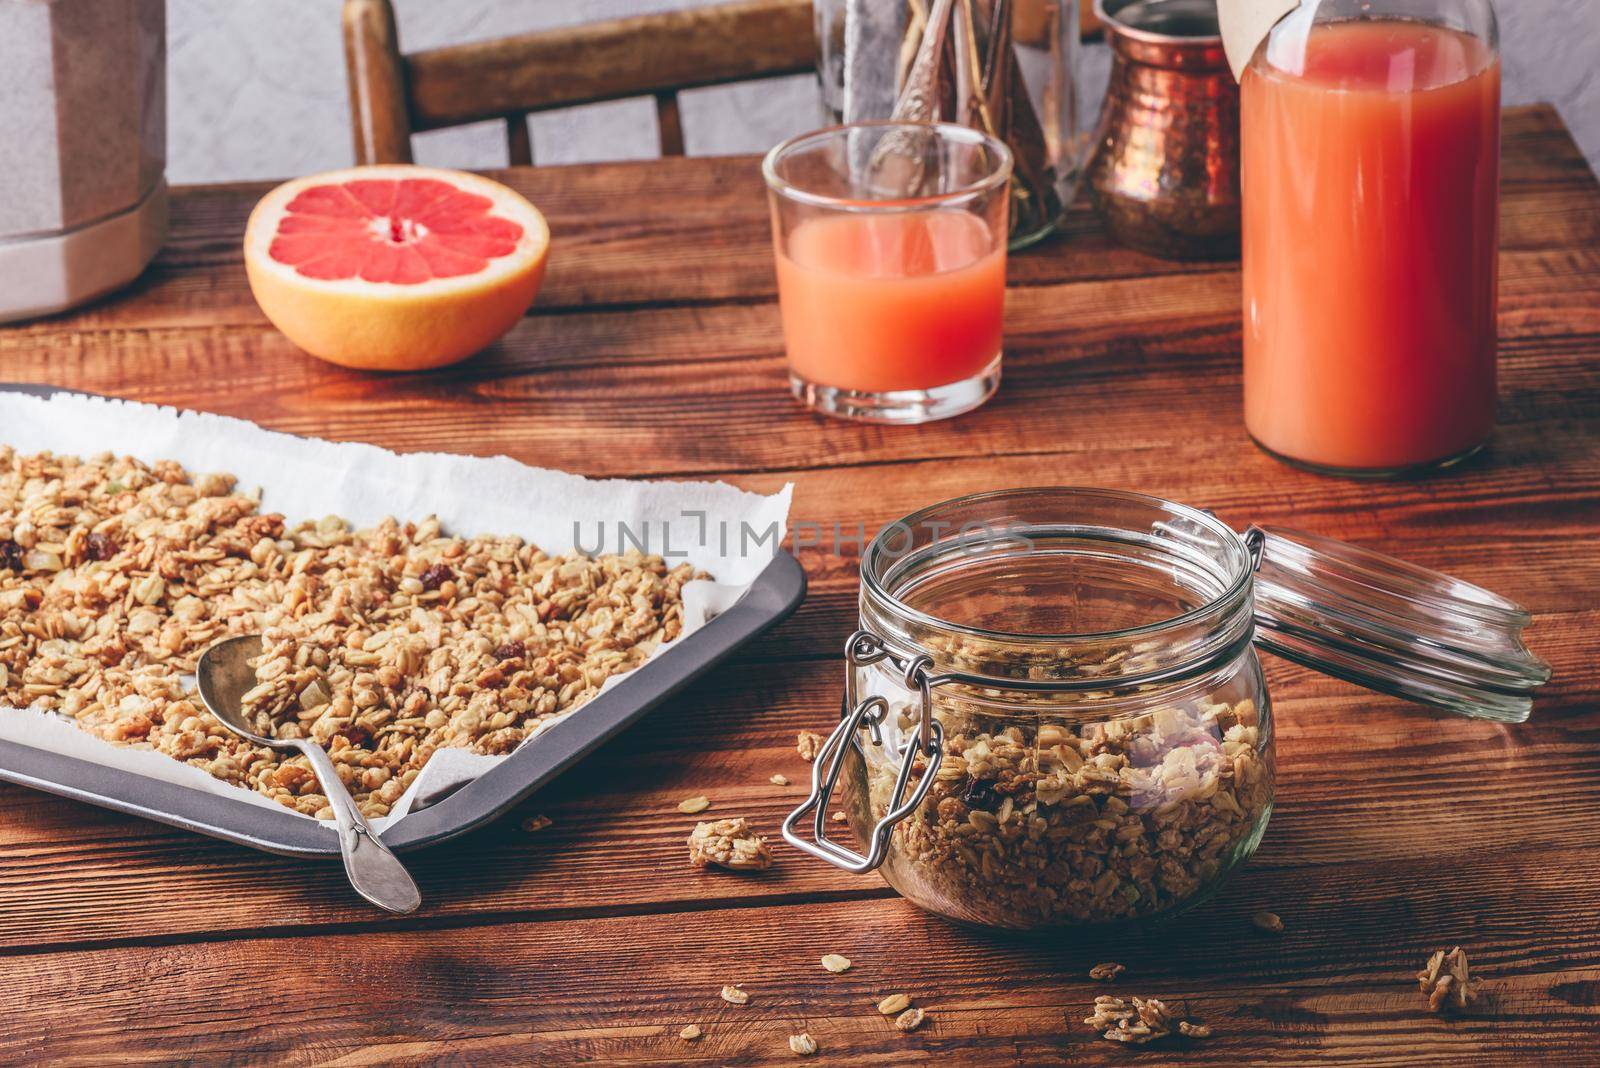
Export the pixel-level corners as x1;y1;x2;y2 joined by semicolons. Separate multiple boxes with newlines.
862;0;957;196
196;634;421;914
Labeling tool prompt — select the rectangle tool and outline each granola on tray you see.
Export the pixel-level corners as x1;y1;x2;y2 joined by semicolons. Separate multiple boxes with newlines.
0;446;699;819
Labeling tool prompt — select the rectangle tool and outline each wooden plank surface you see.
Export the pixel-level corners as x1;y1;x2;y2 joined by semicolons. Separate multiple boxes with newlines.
2;252;1595;479
6;870;1600;1067
0;654;1596;955
3;106;1588;334
0;105;1597;1064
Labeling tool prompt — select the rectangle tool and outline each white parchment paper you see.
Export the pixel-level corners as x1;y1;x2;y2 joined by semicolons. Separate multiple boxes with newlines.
0;392;792;833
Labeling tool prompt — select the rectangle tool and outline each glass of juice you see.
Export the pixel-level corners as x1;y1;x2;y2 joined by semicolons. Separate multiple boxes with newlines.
1241;0;1501;476
763;122;1012;424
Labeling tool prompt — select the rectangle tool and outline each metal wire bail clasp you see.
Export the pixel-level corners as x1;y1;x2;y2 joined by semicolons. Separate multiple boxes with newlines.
781;630;945;874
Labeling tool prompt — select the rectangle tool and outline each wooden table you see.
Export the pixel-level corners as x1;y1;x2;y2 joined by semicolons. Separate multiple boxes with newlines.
1;105;1597;1065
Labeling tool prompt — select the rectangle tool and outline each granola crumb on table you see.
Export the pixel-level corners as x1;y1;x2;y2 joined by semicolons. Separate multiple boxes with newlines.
688;818;773;871
894;1007;927;1033
0;446;699;820
1084;996;1211;1044
797;730;824;762
1418;946;1480;1014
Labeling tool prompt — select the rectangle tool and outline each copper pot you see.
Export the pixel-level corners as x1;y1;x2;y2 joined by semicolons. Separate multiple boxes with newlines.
1087;0;1240;260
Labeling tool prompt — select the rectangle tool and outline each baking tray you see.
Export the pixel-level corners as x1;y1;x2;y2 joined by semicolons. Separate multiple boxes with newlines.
0;382;806;856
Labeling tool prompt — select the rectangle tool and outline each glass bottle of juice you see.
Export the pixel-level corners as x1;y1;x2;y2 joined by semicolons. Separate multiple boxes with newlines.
1241;0;1501;476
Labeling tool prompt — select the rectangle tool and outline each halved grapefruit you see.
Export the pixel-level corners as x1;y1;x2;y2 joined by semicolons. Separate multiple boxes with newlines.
245;165;549;371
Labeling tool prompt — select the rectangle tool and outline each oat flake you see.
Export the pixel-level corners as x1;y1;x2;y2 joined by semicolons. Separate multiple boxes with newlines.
877;994;911;1016
1251;910;1285;934
894;1007;926;1033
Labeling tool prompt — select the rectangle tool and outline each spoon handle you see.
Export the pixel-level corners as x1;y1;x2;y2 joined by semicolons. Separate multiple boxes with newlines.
293;739;421;914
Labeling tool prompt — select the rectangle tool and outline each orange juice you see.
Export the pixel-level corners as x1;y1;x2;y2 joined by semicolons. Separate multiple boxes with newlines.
774;211;1006;393
1242;20;1500;473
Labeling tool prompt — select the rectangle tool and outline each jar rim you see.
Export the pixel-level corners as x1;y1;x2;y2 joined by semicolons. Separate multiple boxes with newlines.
1094;0;1224;46
861;486;1253;646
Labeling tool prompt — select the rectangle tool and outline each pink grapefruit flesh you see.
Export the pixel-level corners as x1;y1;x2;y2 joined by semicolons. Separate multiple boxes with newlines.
245;165;549;371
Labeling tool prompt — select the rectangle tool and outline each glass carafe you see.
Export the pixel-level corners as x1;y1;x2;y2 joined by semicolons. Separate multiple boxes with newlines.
814;0;1090;248
1242;0;1501;476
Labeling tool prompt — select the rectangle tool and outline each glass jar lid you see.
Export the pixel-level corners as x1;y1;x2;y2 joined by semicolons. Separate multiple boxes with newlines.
1247;525;1551;723
853;489;1549;722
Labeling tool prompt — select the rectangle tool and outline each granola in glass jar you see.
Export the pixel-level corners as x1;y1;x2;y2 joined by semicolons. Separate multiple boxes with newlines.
851;694;1272;928
785;488;1279;929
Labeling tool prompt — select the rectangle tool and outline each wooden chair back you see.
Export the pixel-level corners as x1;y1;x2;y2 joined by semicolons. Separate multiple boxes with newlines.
342;0;816;165
342;0;1104;167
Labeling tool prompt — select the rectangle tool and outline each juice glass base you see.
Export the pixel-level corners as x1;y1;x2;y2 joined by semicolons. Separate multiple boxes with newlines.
789;355;1001;425
1249;434;1488;480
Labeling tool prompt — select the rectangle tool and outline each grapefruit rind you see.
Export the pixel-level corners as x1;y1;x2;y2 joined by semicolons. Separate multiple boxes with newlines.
244;165;549;371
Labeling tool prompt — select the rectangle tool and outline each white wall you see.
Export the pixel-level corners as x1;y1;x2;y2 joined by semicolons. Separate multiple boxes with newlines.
168;0;1599;184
